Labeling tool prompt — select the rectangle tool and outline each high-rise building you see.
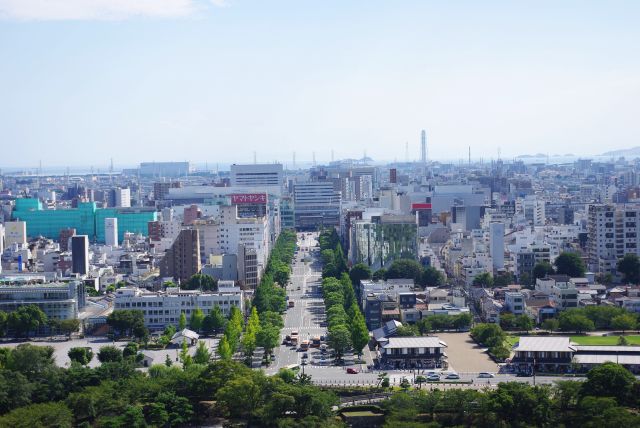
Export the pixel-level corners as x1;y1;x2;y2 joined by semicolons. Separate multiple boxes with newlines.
588;204;640;274
489;222;505;270
71;235;89;275
0;224;4;255
293;181;342;230
230;163;283;188
105;218;118;247
183;204;202;225
421;129;427;164
5;221;27;246
114;187;131;208
160;229;201;283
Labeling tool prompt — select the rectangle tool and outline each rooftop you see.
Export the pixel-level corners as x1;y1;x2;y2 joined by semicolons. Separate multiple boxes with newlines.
514;336;574;353
381;336;447;349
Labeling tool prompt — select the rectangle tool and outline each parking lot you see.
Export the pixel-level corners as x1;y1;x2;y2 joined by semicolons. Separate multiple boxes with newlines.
438;332;499;374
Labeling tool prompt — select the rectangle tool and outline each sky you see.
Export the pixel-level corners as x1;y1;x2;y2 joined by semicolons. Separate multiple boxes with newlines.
1;0;640;169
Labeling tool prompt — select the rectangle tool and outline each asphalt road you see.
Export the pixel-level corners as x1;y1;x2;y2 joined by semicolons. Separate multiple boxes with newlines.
268;232;327;374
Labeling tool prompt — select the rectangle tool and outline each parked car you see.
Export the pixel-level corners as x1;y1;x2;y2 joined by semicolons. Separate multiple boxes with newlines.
346;368;358;374
478;372;495;378
427;374;441;381
445;373;460;380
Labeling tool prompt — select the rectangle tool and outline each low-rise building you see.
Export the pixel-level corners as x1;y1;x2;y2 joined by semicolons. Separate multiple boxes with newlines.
0;281;86;320
378;336;448;369
114;285;244;330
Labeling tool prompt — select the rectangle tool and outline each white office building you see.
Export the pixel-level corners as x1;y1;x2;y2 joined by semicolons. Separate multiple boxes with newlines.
230;163;283;188
115;188;131;208
105;218;118;247
114;285;245;329
293;181;342;229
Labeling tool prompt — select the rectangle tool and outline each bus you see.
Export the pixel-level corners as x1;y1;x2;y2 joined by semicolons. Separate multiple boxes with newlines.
288;300;295;308
311;336;321;347
299;340;310;351
290;331;299;346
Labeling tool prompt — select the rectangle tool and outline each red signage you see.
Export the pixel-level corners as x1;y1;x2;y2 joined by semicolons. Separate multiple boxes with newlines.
411;203;432;210
231;193;268;204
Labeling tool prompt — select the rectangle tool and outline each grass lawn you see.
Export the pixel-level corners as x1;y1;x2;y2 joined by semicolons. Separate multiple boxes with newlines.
505;336;520;347
570;335;640;345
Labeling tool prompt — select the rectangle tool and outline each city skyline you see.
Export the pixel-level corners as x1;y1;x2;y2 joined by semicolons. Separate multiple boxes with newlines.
1;1;639;166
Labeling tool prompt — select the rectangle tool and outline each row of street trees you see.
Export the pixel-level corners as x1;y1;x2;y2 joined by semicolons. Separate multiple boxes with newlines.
319;229;370;362
0;305;76;338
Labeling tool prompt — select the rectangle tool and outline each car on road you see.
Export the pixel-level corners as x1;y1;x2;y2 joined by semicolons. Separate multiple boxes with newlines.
478;372;495;378
346;368;358;374
427;374;441;381
445;373;460;380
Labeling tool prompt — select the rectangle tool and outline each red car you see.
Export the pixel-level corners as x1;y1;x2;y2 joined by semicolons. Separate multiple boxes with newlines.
346;368;358;374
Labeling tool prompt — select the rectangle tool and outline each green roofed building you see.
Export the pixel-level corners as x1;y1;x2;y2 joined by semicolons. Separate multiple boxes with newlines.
12;198;157;243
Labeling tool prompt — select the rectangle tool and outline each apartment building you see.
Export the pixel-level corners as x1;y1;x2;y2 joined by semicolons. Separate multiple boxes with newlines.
588;204;640;274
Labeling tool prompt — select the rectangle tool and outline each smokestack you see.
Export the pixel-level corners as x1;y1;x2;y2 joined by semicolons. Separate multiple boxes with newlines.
421;130;427;164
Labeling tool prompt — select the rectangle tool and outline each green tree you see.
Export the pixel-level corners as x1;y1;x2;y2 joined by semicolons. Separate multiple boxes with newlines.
68;347;93;366
349;263;372;286
178;312;187;330
581;362;636;405
0;370;34;414
533;261;555;280
420;266;444;287
372;268;386;281
183;273;218;291
97;346;123;363
500;313;516;330
542;318;559;332
122;342;138;359
554;252;586;277
218;336;232;360
193;340;211;364
452;312;472;331
0;402;73;428
179;340;192;368
202;306;226;335
611;313;637;333
515;315;533;332
327;324;351;361
558;311;595;333
0;311;7;337
106;310;147;339
493;272;514;287
189;308;205;332
618;335;629;346
617;253;640;284
472;272;494;288
385;259;423;282
350;309;370;358
7;304;48;338
57;319;80;338
256;325;280;359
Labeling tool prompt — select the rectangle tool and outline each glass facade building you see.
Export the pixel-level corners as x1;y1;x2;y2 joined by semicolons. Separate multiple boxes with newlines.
12;198;157;243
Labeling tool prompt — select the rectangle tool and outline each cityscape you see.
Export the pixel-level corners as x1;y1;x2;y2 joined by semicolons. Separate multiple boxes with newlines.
1;1;640;427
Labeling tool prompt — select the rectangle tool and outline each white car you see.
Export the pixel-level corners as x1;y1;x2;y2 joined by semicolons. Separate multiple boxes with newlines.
478;372;495;378
445;372;460;380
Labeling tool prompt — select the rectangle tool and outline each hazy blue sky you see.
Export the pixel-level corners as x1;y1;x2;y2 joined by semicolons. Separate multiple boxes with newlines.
1;0;639;168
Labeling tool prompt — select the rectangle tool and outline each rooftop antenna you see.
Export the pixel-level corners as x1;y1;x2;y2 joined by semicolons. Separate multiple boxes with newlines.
468;146;471;166
312;151;316;167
